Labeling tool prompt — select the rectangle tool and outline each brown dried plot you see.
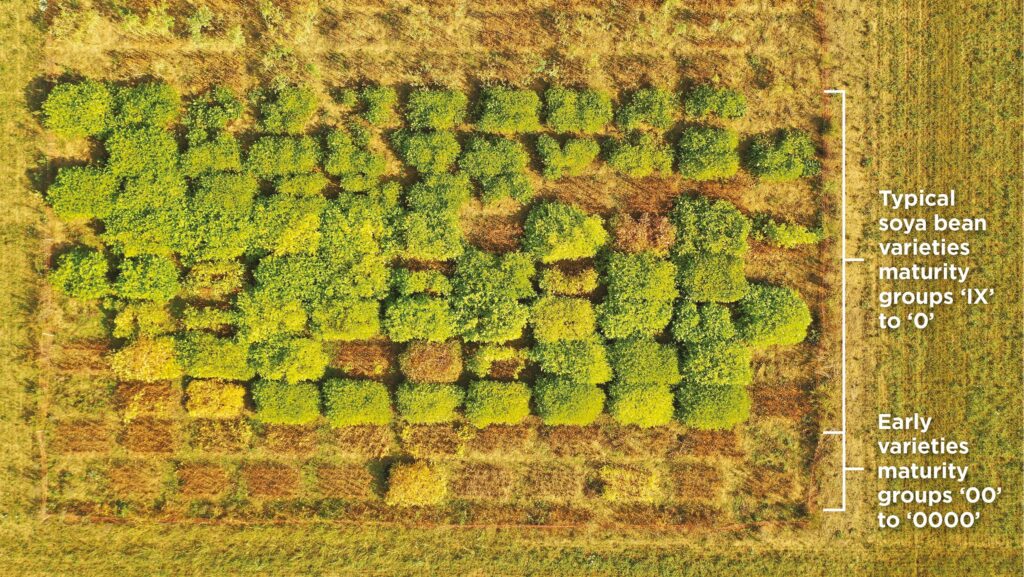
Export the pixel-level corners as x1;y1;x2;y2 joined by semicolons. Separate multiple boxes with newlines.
611;504;676;526
401;424;470;458
532;504;594;526
464;503;529;525
669;461;725;502
466;423;536;456
53;419;113;454
673;429;744;458
488;358;526;380
540;177;616;215
177;463;231;498
541;425;606;458
399;341;463;383
242;463;301;499
597;464;662;503
120;418;179;454
523;462;585;502
602;424;681;459
331;341;395;379
743;466;799;503
462;212;523;253
52;339;110;374
316;464;375;500
331;425;397;458
108;460;165;500
450;462;518;501
114;381;182;419
610;213;676;254
261;425;319;456
187;418;254;453
751;379;811;420
614;177;682;214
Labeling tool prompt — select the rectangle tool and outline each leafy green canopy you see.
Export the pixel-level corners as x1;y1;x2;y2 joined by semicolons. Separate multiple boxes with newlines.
538;266;599;296
464;380;531;427
608;381;674;428
175;331;254;381
523;201;608;263
608;338;681;386
678;341;753;388
671;195;751;257
47;167;118;221
116;255;180;301
476;87;541;134
451;250;536;343
616;87;677;131
536;135;599;180
254;84;317;134
395;381;464;424
181;132;242;177
405;173;471;214
384;295;457;342
597;252;677;338
50;247;110;299
312;298;381;341
252;379;321;425
752;214;822;248
111;81;181;128
249;337;328;384
529;337;612;385
676;253;748;303
676;126;740;181
322;379;393;426
106;126;179;178
182;172;257;261
406;89;469;130
671;301;736;344
394;130;461;174
606;132;673;178
734;284;812;347
530;296;596;342
324;126;386;192
533;376;605;426
459;136;533;203
747;129;821;181
246;136;320;178
466;345;526;378
361;85;399;126
109;336;183;382
675;381;751;430
544;87;613;134
43;80;112;137
392;268;451;296
684;84;747;119
183;86;243;131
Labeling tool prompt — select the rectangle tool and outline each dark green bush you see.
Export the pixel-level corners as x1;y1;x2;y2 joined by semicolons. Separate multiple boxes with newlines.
451;250;536;343
675;381;751;430
601;251;678;302
671;301;736;344
752;214;822;248
606;132;673;178
181;132;242;176
361;85;399;126
596;297;673;339
252;195;326;255
384;295;457;342
608;381;674;427
476;87;541;134
683;84;747;119
184;85;242;131
47;166;118;220
112;81;180;127
747;129;821;181
393;130;461;174
395;381;463;423
42;80;112;137
678;341;753;388
734;284;812;347
544;87;613;133
105;127;179;178
523;201;608;263
255;84;317;134
530;296;596;342
100;171;188;257
116;255;180;301
464;380;531;427
311;298;381;341
671;195;750;257
676;126;740;181
608;338;681;386
246;136;320;178
533;375;605;426
676;253;748;303
616;87;677;131
252;379;321;425
406;89;468;130
322;378;393;426
249;337;329;384
536;135;600;179
392;269;451;296
459;136;533;203
324;126;386;192
530;337;612;385
175;331;255;380
50;247;110;299
405;173;471;214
